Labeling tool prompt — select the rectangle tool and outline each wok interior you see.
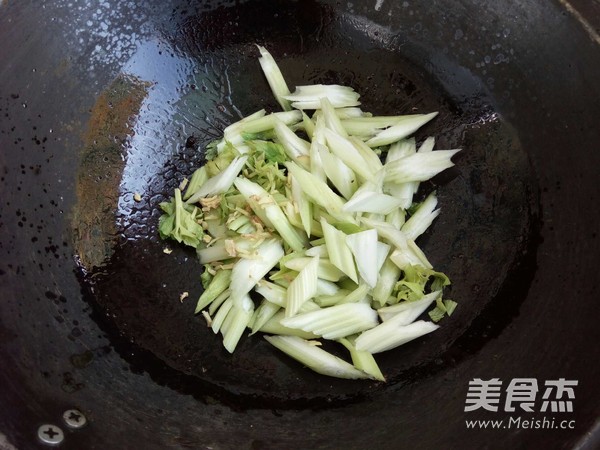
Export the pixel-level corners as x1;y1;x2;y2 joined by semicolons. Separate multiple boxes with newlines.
3;0;598;448
77;0;536;406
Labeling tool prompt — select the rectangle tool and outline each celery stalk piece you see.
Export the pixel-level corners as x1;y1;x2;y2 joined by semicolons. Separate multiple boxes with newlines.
365;112;438;147
255;280;287;307
251;299;282;334
301;112;316;139
197;238;261;263
196;245;231;264
222;295;254;353
385;208;406;229
401;192;440;240
183;166;209;200
306;244;328;258
313;106;366;120
291;174;312;237
386;138;416;163
324;128;374;181
355;320;439;354
285;162;356;224
339;336;385;382
375;241;391;274
340;115;421;136
222;108;267;141
257;45;292;111
309;116;327;182
317;143;357;200
407;240;433;268
286;256;320;317
220;307;235;336
418;136;436;153
377;290;441;324
283;84;361;110
320;97;348;137
238;110;302;135
342;189;404;215
384;139;418;209
316;279;340;296
346;229;382;288
349;136;384;173
273;117;310;168
259;313;318;339
388;236;433;270
361;217;410;250
234;178;308;252
321;219;358;283
281;303;378;340
186;156;248;204
211;298;233;334
265;335;372;379
339;283;371;304
372;257;402;307
283;256;346;282
195;269;232;313
229;239;284;305
383;150;461;184
315;290;351;307
208;289;232;316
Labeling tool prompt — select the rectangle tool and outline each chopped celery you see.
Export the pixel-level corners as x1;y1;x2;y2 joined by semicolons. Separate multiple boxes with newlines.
283;84;361;110
265;335;372;379
286;256;319;317
257;46;292;111
158;45;459;380
401;192;440;240
321;219;358;283
346;230;381;288
383;150;460;184
355;320;439;354
340;336;385;382
365;112;438;147
281;303;378;340
195;269;232;313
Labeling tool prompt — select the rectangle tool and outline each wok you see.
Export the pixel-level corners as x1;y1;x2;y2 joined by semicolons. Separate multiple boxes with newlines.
1;0;599;448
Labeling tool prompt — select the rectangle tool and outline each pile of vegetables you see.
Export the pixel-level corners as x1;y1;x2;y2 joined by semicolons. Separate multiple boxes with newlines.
158;46;459;381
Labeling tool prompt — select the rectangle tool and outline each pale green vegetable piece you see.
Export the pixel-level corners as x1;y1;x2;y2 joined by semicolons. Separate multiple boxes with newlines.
365;112;438;147
286;162;356;224
324;128;374;181
186;156;248;204
377;290;442;323
257;45;292;111
264;335;372;379
339;336;385;382
286;256;320;317
346;229;382;288
283;84;361;110
234;177;307;252
355;320;439;354
229;239;284;305
383;150;460;184
401;191;440;241
317;143;357;200
195;269;232;313
281;302;377;340
321;219;358;283
222;295;254;353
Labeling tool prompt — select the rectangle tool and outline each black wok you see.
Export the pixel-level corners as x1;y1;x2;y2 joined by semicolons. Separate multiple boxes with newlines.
0;0;599;449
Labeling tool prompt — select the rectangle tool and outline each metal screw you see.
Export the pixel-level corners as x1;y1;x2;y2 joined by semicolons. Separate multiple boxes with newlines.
37;424;64;445
63;409;87;429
